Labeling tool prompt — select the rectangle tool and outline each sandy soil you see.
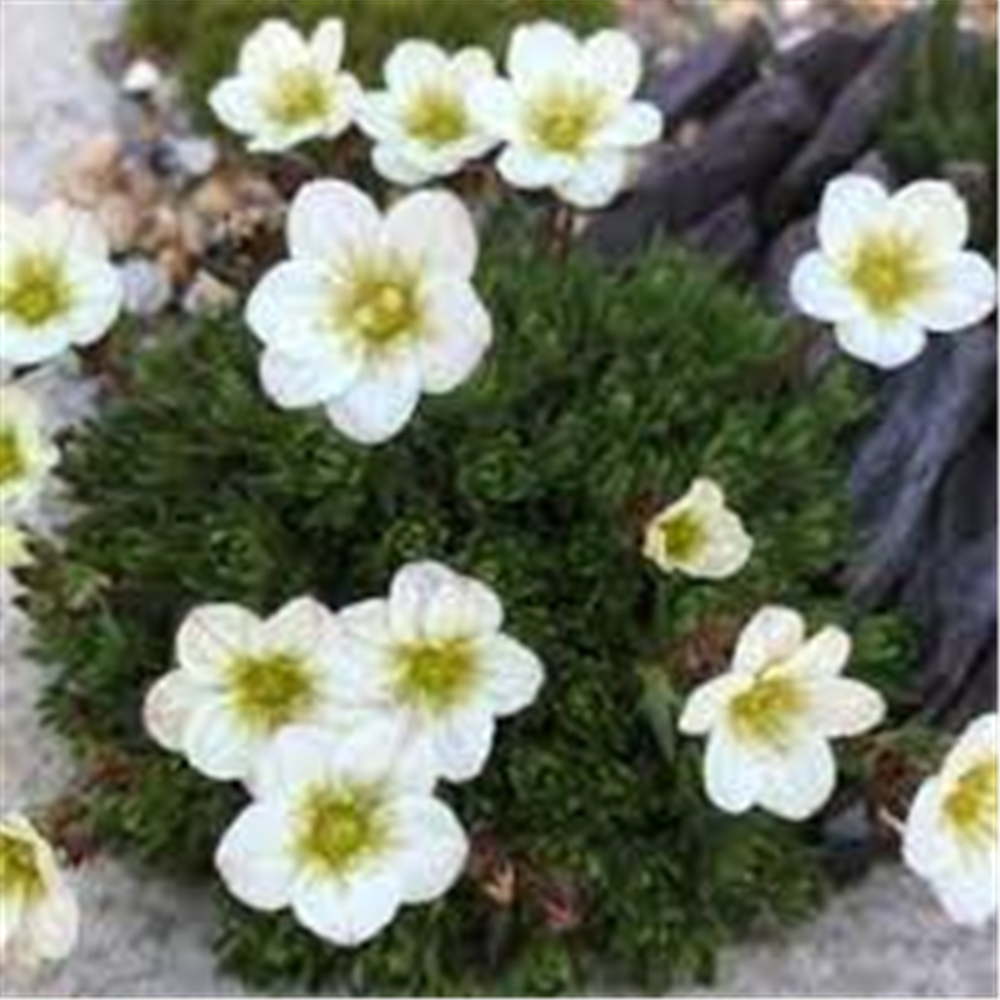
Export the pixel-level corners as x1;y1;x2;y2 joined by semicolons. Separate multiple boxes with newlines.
0;1;995;995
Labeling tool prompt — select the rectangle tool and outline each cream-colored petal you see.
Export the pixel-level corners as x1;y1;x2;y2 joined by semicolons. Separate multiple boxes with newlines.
259;595;338;663
293;866;402;947
508;22;581;87
239;19;308;77
756;738;836;821
472;634;544;717
245;260;337;358
834;315;927;369
790;250;865;322
732;606;805;675
806;677;885;738
941;713;996;786
308;18;345;70
183;701;257;781
911;252;997;333
209;78;266;136
385;795;468;904
418;279;492;394
430;706;496;782
259;346;362;409
557;151;629;210
581;29;643;101
679;674;748;735
424;572;504;643
890;180;970;262
215;802;297;911
22;883;78;964
176;603;259;682
497;145;571;190
143;669;203;752
385;39;449;93
787;625;852;678
388;561;458;644
371;143;434;187
818;174;890;262
384;190;478;280
286;180;382;265
467;77;521;139
704;726;763;814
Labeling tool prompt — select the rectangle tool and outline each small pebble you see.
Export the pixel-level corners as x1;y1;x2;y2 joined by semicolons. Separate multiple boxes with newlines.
170;137;219;179
121;58;162;97
182;270;239;317
120;257;172;316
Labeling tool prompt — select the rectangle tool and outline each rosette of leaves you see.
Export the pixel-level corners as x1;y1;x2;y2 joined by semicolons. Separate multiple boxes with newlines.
125;0;614;129
26;211;914;995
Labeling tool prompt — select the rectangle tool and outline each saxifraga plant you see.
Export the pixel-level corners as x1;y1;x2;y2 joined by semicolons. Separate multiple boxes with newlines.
25;210;914;995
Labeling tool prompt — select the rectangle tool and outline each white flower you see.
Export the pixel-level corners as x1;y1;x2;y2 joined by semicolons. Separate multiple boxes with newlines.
209;19;360;153
791;175;997;369
216;725;468;947
468;22;662;209
329;561;545;785
144;596;345;784
0;523;30;571
679;606;886;821
0;813;79;971
643;477;753;580
903;713;997;926
0;384;58;517
358;41;500;186
0;203;122;367
247;180;493;445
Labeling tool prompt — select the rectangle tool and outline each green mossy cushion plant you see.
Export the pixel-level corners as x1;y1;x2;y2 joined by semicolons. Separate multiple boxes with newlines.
125;0;614;129
26;210;913;994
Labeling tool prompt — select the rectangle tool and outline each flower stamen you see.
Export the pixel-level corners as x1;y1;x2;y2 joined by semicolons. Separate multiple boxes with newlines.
846;231;927;319
0;831;44;903
265;66;330;127
294;785;387;877
729;669;805;748
405;87;469;148
228;651;317;734
944;759;997;851
395;640;477;714
1;253;74;328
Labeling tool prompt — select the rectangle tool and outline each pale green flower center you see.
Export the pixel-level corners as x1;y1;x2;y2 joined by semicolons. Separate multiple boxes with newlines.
404;86;469;148
0;831;44;903
228;651;317;734
0;253;74;328
944;759;997;850
265;65;330;127
729;669;805;748
294;784;388;877
527;84;606;155
395;640;477;714
336;263;422;346
846;231;928;319
0;427;26;486
660;509;705;564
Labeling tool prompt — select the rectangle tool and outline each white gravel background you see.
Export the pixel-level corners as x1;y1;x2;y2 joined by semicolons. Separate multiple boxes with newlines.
0;1;996;996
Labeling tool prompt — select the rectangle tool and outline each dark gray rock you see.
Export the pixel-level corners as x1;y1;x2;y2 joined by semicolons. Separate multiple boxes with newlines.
679;196;759;273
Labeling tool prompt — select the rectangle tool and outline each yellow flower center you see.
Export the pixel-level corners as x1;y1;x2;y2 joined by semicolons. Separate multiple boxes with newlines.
944;759;997;851
228;651;317;734
0;253;73;328
0;831;44;903
395;640;477;714
846;231;928;319
294;784;387;877
660;510;705;564
265;65;330;127
729;669;805;748
405;86;469;148
527;84;606;155
336;263;422;347
0;427;27;486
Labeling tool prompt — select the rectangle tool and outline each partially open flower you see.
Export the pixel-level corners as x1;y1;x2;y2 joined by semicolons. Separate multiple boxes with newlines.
679;606;886;821
469;22;662;209
904;713;997;926
359;41;500;186
216;726;468;947
144;597;344;784
1;204;122;367
643;477;752;580
791;176;997;369
247;181;492;445
0;384;58;517
0;813;79;971
329;561;545;784
209;19;360;153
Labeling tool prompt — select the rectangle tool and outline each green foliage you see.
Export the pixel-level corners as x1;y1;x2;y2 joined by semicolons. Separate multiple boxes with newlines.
27;215;914;995
125;0;614;128
881;0;997;248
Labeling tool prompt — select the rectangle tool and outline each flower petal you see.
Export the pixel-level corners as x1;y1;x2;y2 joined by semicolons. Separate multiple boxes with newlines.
62;259;122;347
325;345;422;445
418;280;492;394
239;19;307;76
176;603;259;681
790;250;864;322
143;670;202;752
385;39;448;93
384;190;478;280
557;151;629;210
891;180;969;261
246;260;337;358
508;22;581;87
183;701;257;781
260;595;337;661
386;795;468;903
756;738;836;821
425;572;504;642
24;884;79;963
496;145;571;190
259;346;361;409
806;677;886;738
251;725;339;800
834;315;927;369
431;706;496;782
371;143;434;187
389;561;458;643
215;802;297;911
594;102;662;148
732;606;805;675
467;78;520;139
679;674;748;736
787;625;852;678
582;30;642;101
293;866;401;946
704;726;762;814
208;78;265;136
473;634;544;716
911;252;997;333
942;714;997;785
287;180;382;264
818;174;890;261
309;18;345;69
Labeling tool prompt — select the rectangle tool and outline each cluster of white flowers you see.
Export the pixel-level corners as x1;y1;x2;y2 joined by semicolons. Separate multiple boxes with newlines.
211;18;663;209
144;561;544;945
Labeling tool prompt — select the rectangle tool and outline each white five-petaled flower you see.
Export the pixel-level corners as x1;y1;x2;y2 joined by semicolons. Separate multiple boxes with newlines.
209;18;360;153
0;384;58;517
144;596;345;785
1;204;122;367
329;561;545;785
247;180;493;445
468;22;662;209
216;725;468;947
643;477;753;580
679;606;886;821
791;175;997;369
904;713;997;926
358;40;500;186
0;813;79;971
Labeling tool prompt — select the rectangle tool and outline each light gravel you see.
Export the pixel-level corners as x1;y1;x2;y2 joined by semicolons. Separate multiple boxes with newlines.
0;1;996;995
